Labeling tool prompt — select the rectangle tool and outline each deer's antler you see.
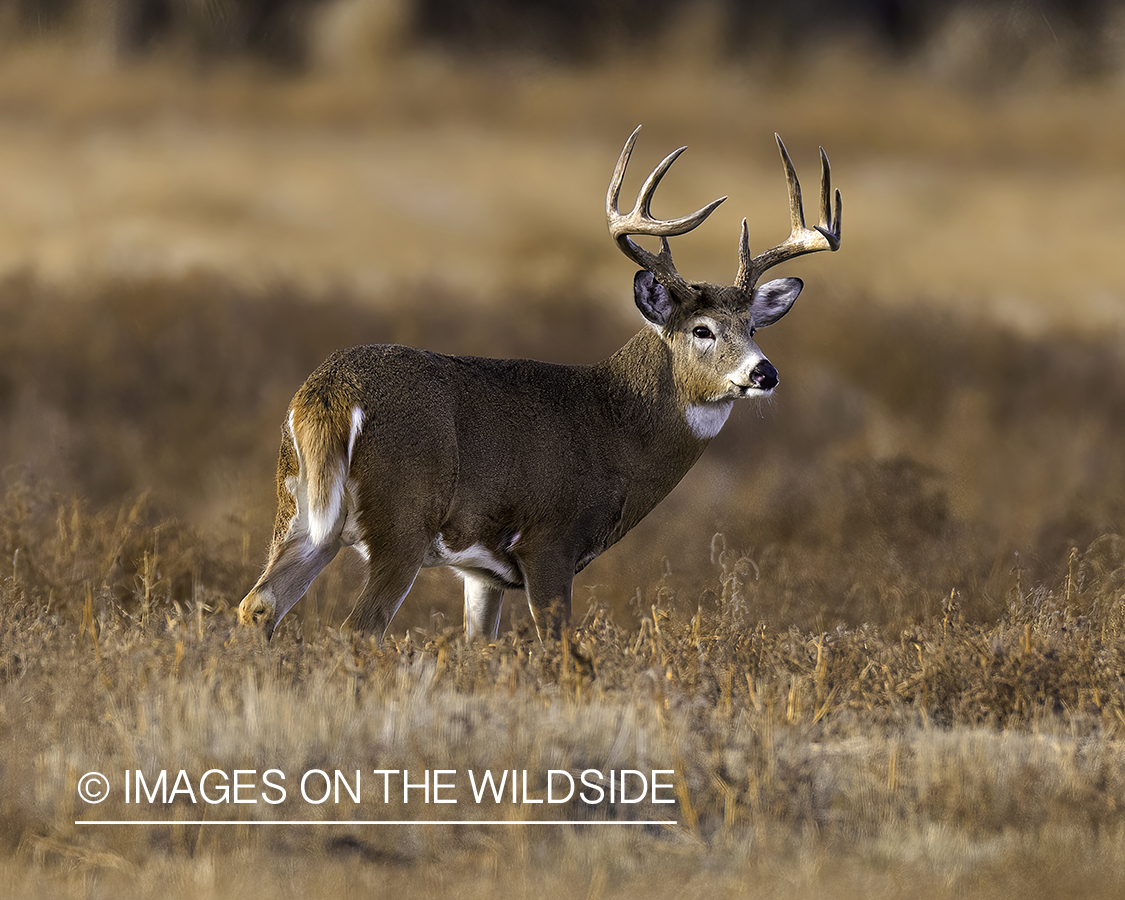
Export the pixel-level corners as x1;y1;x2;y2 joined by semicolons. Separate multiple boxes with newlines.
734;135;842;292
606;125;726;294
608;127;842;300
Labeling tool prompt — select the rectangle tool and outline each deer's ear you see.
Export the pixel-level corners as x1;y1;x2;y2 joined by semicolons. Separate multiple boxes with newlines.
634;270;674;327
749;277;803;327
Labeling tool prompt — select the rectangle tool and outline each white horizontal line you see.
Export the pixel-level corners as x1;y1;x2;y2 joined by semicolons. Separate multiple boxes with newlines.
76;820;676;827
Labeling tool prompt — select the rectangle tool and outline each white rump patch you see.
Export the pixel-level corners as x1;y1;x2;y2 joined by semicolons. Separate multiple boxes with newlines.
281;410;306;541
347;405;364;463
287;409;302;469
685;401;733;439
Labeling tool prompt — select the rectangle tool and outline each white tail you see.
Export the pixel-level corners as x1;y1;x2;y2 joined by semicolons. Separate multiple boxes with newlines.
239;126;842;641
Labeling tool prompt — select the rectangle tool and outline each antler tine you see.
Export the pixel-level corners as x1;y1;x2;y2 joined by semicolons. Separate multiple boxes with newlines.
816;146;842;250
817;147;832;234
606;125;642;223
607;125;726;290
735;217;752;289
735;135;843;292
778;136;807;237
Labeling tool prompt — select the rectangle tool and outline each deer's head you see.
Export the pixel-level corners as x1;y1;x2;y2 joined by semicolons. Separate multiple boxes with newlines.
606;126;841;417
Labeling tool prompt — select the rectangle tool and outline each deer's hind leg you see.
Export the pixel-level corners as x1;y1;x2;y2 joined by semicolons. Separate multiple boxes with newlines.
240;435;342;638
338;498;432;639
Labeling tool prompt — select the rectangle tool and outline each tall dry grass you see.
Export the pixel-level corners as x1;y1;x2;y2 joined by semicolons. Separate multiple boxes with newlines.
2;479;1125;898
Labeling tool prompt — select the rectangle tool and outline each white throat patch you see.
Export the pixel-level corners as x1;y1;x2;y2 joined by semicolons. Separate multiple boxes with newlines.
685;401;734;439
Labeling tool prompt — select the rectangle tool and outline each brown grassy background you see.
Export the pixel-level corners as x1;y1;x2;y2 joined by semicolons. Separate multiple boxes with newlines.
2;2;1125;897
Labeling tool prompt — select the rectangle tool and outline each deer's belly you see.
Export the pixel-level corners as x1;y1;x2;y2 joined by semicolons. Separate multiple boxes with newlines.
423;531;523;588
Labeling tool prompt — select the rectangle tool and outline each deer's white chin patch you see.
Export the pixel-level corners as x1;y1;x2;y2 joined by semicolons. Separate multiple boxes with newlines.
684;401;734;439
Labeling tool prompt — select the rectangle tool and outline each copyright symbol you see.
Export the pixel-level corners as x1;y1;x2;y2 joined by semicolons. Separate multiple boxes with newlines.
78;772;110;804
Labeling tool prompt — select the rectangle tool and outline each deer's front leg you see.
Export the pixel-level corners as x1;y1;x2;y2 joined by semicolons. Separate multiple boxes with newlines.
463;574;506;640
520;558;573;642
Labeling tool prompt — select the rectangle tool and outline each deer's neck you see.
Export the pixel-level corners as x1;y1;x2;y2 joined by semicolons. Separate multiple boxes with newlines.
593;328;718;528
602;327;720;443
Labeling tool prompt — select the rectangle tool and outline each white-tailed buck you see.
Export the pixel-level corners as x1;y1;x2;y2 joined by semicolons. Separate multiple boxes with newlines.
239;126;841;641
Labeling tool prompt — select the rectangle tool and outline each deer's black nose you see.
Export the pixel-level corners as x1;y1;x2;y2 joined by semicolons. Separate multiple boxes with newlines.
750;361;778;391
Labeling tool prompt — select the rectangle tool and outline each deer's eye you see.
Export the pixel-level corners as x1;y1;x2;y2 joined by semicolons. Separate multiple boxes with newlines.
692;325;715;340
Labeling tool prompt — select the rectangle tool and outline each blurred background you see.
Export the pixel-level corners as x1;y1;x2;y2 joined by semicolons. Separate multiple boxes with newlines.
1;0;1123;634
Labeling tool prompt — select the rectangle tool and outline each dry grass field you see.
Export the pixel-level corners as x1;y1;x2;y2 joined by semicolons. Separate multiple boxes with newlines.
2;4;1125;897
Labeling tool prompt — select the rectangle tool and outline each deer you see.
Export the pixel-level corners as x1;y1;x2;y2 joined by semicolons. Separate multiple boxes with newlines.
238;125;841;642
